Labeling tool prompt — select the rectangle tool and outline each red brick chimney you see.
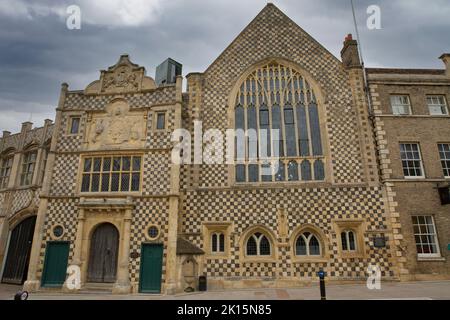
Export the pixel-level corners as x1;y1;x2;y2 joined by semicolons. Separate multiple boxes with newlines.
341;34;361;68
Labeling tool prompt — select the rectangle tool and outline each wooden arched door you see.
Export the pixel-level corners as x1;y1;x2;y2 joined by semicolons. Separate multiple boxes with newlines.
1;215;36;284
87;223;119;283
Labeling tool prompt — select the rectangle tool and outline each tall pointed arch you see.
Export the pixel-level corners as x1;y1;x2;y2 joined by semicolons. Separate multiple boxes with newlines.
231;59;327;183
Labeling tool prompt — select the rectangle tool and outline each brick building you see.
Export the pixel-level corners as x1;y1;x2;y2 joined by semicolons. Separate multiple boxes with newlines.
0;4;448;294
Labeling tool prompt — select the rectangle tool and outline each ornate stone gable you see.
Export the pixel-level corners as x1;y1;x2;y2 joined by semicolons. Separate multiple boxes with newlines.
84;54;156;94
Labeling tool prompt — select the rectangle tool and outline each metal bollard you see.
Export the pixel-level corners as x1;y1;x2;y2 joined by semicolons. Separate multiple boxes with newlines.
14;291;29;301
317;270;327;300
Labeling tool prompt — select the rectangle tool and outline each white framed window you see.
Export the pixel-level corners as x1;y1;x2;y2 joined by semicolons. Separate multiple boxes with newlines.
20;150;37;186
438;143;450;178
0;154;14;189
295;232;321;256
400;143;425;178
341;230;357;252
390;95;411;115
427;95;448;115
412;216;441;258
246;232;271;256
211;232;225;253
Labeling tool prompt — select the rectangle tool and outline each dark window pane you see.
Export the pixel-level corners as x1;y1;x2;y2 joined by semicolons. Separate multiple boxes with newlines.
309;103;323;156
93;158;101;172
101;173;110;192
235;105;245;130
132;157;141;171
259;236;271;255
309;235;321;255
212;234;217;252
121;173;130;191
113;158;121;171
91;173;100;192
247;237;257;256
81;174;90;192
296;236;307;255
314;159;325;181
248;164;259;182
296;103;309;156
349;231;356;250
111;173;120;191
102;157;111;171
259;109;269;126
84;158;92;172
341;232;348;251
131;173;140;191
122;157;131;171
156;113;165;129
235;164;245;182
284;107;294;124
301;160;311;181
219;234;225;252
70;117;80;134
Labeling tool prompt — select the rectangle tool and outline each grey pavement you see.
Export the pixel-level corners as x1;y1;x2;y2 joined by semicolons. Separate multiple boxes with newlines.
1;280;450;300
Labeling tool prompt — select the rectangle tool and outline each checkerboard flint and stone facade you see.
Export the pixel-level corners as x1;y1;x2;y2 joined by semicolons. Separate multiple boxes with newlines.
4;3;449;294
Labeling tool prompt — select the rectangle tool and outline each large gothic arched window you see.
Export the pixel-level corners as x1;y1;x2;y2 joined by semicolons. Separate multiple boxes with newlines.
234;62;325;183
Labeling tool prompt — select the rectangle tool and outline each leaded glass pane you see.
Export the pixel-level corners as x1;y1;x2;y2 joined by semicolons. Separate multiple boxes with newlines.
309;235;321;256
247;237;257;256
288;161;299;181
314;159;325;181
259;236;271;256
301;160;311;181
296;236;307;255
309;103;323;156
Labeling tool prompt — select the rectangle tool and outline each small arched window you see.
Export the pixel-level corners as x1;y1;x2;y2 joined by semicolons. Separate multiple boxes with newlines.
211;232;225;253
295;232;321;256
246;232;271;256
341;230;356;251
234;61;325;183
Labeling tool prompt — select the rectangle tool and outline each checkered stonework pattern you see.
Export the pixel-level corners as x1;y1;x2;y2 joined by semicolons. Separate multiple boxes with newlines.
181;186;395;279
142;152;171;196
10;189;34;216
146;108;175;150
63;87;176;111
56;114;86;152
195;4;364;187
24;127;45;147
129;198;169;284
49;154;80;196
38;198;80;279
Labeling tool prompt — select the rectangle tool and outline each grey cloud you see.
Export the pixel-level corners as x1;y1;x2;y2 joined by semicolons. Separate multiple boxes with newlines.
0;0;449;132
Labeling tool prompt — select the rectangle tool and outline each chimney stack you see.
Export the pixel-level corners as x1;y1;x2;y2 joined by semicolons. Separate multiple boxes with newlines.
341;34;361;69
2;131;11;138
439;54;450;77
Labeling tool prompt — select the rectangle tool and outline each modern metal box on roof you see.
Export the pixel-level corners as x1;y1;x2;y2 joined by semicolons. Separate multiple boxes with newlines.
155;58;182;86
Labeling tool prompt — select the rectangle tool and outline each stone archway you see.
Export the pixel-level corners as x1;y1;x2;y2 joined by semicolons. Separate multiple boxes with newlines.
87;223;119;283
1;215;36;284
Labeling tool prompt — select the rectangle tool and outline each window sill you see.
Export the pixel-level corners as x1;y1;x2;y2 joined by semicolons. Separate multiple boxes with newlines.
206;254;229;260
242;257;277;263
292;257;329;263
417;256;446;262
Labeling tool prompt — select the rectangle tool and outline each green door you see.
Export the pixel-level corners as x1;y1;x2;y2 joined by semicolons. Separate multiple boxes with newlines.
139;244;163;293
41;241;70;287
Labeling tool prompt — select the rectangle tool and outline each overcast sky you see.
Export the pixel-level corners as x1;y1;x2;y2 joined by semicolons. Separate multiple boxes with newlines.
0;0;449;133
